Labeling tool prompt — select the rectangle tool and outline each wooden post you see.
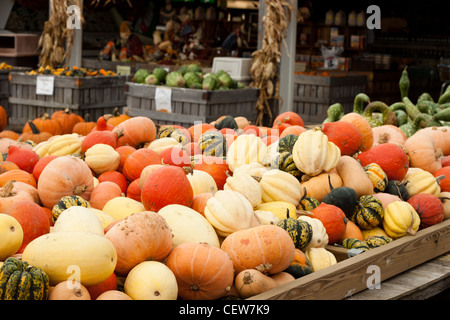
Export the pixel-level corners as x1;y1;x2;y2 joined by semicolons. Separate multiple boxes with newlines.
68;0;83;67
279;0;297;113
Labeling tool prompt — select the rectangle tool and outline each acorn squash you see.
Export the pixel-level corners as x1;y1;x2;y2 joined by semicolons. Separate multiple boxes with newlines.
350;195;384;230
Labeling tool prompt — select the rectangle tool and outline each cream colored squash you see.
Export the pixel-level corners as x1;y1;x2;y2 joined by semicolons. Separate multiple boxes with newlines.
0;214;23;261
227;134;268;172
52;206;104;235
297;216;328;250
260;169;303;205
157;204;220;248
383;201;420;239
102;197;145;220
305;247;337;272
292;129;341;176
335;155;374;198
84;143;120;175
440;192;450;220
254;210;280;226
224;173;262;208
93;177;99;188
89;208;116;229
204;190;256;237
404;170;441;197
186;170;218;196
232;162;269;179
147;137;181;154
35;133;82;158
22;231;117;286
124;261;178;300
256;201;297;220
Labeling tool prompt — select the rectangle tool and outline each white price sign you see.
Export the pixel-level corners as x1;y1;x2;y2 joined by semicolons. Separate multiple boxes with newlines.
36;75;55;95
155;87;172;113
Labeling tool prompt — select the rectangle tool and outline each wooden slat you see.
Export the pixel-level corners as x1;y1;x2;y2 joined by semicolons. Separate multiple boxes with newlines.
249;219;450;300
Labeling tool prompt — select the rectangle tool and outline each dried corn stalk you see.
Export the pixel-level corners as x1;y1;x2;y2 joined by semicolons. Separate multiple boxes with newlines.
250;0;293;126
90;0;132;7
39;0;84;68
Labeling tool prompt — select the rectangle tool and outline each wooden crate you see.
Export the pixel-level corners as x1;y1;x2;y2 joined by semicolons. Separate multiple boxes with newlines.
7;72;130;131
293;73;367;123
125;82;259;127
0;67;31;119
249;219;450;300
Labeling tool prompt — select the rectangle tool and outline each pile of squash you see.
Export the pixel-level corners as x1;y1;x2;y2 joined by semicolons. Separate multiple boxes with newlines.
0;95;449;300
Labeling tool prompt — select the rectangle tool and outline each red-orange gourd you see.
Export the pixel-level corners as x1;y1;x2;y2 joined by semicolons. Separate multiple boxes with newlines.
5;145;40;174
89;181;123;210
98;171;128;193
114;116;157;148
193;156;230;190
122;148;162;181
322;121;363;156
311;203;348;245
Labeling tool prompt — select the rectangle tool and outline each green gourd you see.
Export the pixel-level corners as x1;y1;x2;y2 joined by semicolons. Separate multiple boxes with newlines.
277;134;299;154
384;180;410;201
362;101;399;127
321;174;358;217
365;235;393;249
198;131;227;157
323;103;344;123
402;97;421;120
214;115;239;130
353;93;371;114
52;195;91;223
277;212;313;251
399;67;410;100
272;152;302;178
432;108;450;122
297;187;320;211
284;248;313;279
399;113;430;138
341;238;370;252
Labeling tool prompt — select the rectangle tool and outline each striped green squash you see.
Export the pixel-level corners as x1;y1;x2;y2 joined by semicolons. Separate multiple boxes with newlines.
342;238;369;252
350;195;384;230
278;134;299;154
364;163;388;192
277;215;313;251
271;152;302;178
297;189;320;211
157;125;177;139
52;195;91;223
0;257;49;300
365;235;393;249
198;131;227;157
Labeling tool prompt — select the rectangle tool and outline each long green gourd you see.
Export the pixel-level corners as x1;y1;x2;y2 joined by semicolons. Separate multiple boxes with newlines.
323;103;344;123
353;93;371;114
399;67;410;100
402;97;421;120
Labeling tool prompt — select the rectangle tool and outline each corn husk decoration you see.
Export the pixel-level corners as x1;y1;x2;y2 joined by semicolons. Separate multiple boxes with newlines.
250;0;293;126
90;0;132;7
39;0;85;69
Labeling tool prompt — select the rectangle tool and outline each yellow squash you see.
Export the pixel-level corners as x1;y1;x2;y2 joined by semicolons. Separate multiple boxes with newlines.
383;201;420;239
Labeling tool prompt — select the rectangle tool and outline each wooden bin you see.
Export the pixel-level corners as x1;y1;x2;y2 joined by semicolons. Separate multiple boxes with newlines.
125;82;259;127
0;67;31;119
293;73;367;123
249;219;450;300
7;72;130;131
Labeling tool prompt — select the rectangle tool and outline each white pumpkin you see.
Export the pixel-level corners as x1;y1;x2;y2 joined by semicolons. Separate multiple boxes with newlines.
233;162;269;179
260;169;303;206
124;261;178;300
224;173;262;208
204;190;256;237
52;206;104;235
227;134;268;172
147;137;181;154
157;204;220;248
297;215;328;250
292;129;341;176
186;170;218;196
254;210;280;226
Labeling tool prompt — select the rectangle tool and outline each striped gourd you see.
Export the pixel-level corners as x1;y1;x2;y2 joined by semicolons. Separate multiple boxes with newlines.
157;125;177;139
198;131;227;157
364;163;388;192
297;189;320;211
0;257;49;300
351;195;384;230
277;214;313;251
278;134;299;154
341;238;369;252
52;195;91;223
272;152;302;178
365;235;393;249
157;126;189;145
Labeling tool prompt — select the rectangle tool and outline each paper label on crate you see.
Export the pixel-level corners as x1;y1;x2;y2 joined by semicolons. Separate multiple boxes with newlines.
155;87;172;113
116;65;131;75
36;76;55;95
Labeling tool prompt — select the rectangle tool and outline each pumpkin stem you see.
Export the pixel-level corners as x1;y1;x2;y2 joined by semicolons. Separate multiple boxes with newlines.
327;173;335;191
73;185;87;195
115;128;124;139
27;120;41;135
251;175;262;182
0;181;15;197
242;271;254;285
436;175;446;186
296;209;313;217
182;166;194;175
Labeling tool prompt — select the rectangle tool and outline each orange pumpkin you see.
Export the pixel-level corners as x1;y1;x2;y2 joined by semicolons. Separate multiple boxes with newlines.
220;224;296;275
165;242;235;300
19;121;52;144
0;105;7;131
98;171;128;193
0;169;36;188
0;181;36;212
106;107;131;127
122;148;162;181
37;156;94;208
89;181;123;210
279;125;307;138
86;272;118;300
274;111;305;128
23;113;63;136
0;161;20;174
342;220;364;241
193;156;230;190
115;145;136;173
188;123;217;143
243;125;262;137
0;130;20;140
434;166;450;192
32;155;58;182
357;143;409;181
190;192;214;217
340;113;373;152
4;200;50;253
51;108;84;134
114;116;157;148
91;115;115;132
322;121;362;156
261;135;280;146
372;125;407;147
72;114;96;136
105;211;173;276
311;203;348;245
141;165;194;211
126;179;141;202
5;145;40;174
